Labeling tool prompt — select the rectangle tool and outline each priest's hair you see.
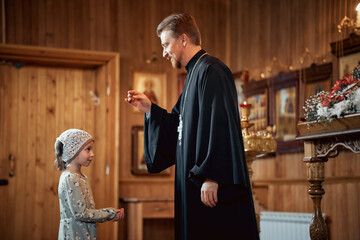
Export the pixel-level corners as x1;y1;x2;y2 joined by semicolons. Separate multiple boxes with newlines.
157;13;201;46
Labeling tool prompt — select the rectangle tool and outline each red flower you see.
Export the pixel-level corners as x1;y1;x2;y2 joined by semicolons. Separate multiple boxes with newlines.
321;94;330;107
327;92;335;99
331;82;341;92
335;95;344;102
351;77;359;84
343;74;353;85
322;99;330;107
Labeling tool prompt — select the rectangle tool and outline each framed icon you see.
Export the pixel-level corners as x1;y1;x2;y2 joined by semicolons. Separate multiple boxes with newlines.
131;126;170;176
133;72;167;111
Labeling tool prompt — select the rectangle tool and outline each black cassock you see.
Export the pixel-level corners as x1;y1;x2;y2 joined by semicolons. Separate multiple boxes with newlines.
144;49;259;240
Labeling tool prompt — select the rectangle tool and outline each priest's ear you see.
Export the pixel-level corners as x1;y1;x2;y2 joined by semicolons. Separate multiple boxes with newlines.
180;34;187;47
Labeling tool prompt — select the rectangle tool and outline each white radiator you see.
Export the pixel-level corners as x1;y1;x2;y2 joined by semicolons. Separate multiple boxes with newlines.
259;211;324;240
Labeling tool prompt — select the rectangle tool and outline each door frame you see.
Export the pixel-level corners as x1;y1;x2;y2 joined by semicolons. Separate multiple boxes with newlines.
0;43;120;239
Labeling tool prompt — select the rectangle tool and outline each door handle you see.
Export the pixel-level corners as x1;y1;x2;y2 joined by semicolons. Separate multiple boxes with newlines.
9;154;14;177
0;179;8;186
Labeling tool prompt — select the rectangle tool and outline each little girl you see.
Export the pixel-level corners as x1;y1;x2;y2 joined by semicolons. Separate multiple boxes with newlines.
54;129;124;240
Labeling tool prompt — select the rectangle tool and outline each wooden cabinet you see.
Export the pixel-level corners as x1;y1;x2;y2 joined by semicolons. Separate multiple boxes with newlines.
120;199;174;240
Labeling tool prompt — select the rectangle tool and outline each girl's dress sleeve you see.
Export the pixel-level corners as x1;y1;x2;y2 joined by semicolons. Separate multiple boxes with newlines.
64;174;116;223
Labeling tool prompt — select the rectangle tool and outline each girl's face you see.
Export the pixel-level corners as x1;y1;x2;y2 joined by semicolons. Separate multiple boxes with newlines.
73;141;95;168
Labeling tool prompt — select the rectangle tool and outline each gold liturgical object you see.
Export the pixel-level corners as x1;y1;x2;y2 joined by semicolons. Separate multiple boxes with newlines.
240;102;277;231
240;102;277;159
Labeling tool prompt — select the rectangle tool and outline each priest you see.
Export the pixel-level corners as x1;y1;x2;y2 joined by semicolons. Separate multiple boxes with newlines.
126;13;259;240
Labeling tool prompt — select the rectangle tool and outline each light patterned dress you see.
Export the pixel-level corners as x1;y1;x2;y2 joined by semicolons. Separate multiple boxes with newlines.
58;171;116;240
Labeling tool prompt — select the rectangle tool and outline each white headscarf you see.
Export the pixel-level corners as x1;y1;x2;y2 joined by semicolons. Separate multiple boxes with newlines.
54;129;94;163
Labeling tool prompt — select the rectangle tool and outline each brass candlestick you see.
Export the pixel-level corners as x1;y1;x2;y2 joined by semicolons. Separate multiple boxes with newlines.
239;102;277;234
240;102;277;155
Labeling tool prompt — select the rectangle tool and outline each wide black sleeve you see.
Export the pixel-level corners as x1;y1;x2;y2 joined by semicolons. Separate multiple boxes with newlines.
143;102;180;173
189;63;250;188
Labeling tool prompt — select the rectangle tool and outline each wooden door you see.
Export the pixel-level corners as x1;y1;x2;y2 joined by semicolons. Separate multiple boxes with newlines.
0;45;120;240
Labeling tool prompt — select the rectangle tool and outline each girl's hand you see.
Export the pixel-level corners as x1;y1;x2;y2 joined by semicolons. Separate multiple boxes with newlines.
112;208;125;221
125;90;152;114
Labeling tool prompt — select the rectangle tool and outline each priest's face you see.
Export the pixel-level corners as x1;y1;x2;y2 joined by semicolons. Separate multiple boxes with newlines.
160;30;184;69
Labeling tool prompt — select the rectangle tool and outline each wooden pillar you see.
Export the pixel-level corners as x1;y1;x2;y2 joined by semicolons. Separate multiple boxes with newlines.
127;202;143;240
303;141;328;240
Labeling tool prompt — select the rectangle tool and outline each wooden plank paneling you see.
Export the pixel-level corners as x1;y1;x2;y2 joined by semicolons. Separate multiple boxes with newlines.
0;65;11;239
24;68;37;237
14;67;28;240
56;68;65;133
34;67;46;240
30;0;39;45
37;0;45;46
44;68;58;238
83;69;96;139
64;70;75;128
73;70;84;127
7;66;18;240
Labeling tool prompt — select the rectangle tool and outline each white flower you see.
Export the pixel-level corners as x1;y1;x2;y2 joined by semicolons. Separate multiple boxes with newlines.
329;100;350;118
316;106;330;118
351;88;360;111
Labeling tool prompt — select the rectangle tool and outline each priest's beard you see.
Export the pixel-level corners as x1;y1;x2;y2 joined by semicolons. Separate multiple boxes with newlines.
171;58;182;69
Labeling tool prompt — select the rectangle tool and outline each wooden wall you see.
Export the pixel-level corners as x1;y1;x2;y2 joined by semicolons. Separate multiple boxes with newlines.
229;0;360;79
2;0;360;239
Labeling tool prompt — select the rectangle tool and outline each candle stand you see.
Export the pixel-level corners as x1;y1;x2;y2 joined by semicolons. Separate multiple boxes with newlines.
240;103;277;232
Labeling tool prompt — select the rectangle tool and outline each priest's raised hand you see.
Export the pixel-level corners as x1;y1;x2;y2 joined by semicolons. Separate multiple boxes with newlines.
125;90;151;114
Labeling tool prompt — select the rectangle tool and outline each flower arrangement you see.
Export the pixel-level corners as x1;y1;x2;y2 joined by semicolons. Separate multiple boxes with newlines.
303;65;360;122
